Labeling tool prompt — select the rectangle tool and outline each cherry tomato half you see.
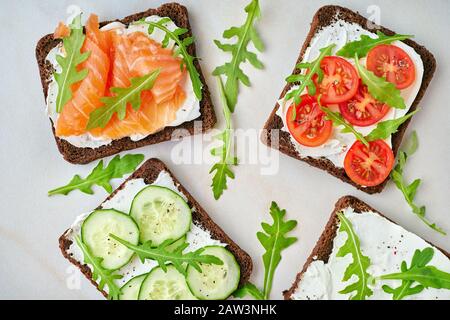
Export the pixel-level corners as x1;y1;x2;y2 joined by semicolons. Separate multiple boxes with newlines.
344;139;395;187
286;95;332;147
339;81;390;127
312;56;359;104
366;44;415;89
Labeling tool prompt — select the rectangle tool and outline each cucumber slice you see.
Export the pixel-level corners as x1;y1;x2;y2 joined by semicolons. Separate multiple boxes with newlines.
165;235;187;253
130;186;191;246
186;246;240;300
81;209;139;270
138;265;197;300
119;273;147;300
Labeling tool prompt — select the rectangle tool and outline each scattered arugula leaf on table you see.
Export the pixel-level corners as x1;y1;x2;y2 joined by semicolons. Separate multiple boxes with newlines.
234;202;298;300
337;31;412;58
390;132;445;235
354;54;406;109
233;282;265;300
143;18;203;101
212;0;264;112
209;77;238;200
75;236;122;300
48;154;144;196
86;70;160;129
380;248;450;298
336;212;373;300
109;234;222;276
54;14;90;113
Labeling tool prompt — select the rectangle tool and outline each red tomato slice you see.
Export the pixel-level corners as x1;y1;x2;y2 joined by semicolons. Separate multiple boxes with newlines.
312;56;359;104
339;81;390;126
344;140;395;187
286;95;332;147
366;44;415;89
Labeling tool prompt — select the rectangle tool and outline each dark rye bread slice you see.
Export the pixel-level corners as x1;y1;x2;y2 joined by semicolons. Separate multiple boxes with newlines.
261;5;436;194
59;158;252;299
283;195;450;300
36;3;216;164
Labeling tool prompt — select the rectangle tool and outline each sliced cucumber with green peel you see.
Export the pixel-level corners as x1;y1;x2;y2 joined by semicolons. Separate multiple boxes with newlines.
81;209;139;270
165;235;187;252
119;273;147;300
186;246;240;300
130;186;191;246
138;265;197;300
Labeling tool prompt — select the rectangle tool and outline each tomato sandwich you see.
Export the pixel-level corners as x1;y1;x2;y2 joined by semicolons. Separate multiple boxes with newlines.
261;5;436;193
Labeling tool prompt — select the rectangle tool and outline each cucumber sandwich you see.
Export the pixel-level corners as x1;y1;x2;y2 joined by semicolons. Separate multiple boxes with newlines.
59;158;252;300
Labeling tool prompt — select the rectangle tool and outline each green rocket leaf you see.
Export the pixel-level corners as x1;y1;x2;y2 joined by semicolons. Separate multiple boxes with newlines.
285;44;335;117
336;212;373;300
54;14;90;113
48;154;144;196
381;248;450;298
366;110;419;141
209;77;238;200
144;17;203;100
86;70;160;130
391;132;445;234
257;202;298;299
75;236;122;300
109;234;223;276
354;55;406;109
212;0;264;112
337;31;412;58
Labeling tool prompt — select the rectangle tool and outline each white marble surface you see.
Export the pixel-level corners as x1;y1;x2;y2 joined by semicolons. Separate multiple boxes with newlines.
0;0;449;299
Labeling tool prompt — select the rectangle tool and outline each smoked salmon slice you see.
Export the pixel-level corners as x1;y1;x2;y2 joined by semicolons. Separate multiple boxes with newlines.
55;15;187;140
55;15;110;137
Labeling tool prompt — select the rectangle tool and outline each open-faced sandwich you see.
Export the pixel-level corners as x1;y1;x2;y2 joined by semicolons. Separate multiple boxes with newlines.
36;3;215;164
59;158;252;300
262;5;436;193
284;196;450;300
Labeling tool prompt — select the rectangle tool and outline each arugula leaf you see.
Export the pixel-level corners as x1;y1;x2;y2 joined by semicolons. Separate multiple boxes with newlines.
109;234;223;276
257;202;298;299
336;212;373;300
54;14;90;113
402;130;419;156
233;282;265;300
145;18;203;100
86;70;160;130
381;248;434;299
337;31;412;58
354;54;406;109
285;44;335;111
391;133;445;235
209;77;238;200
380;248;450;292
75;236;122;300
318;97;368;146
212;0;264;112
366;109;419;141
48;154;144;196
